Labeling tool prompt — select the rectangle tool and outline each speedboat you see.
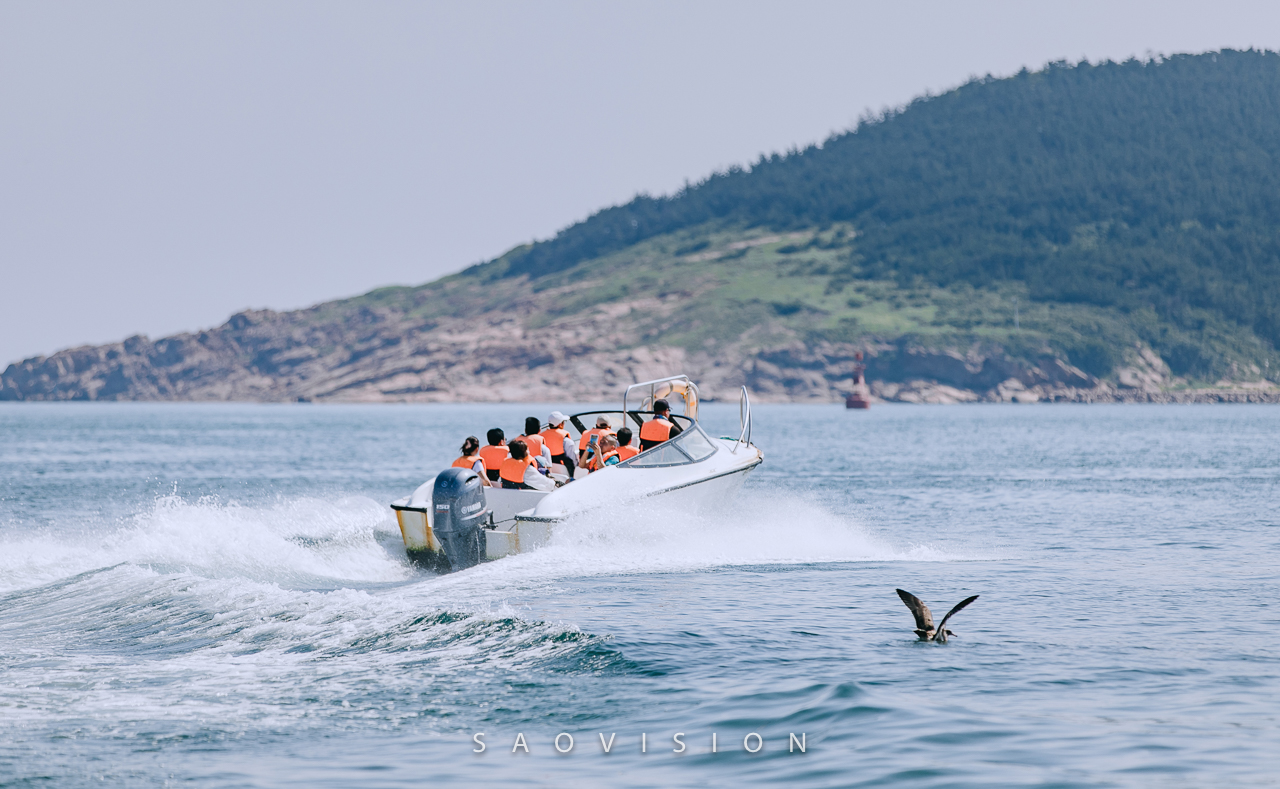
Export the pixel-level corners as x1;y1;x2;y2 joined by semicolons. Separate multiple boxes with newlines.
389;375;763;572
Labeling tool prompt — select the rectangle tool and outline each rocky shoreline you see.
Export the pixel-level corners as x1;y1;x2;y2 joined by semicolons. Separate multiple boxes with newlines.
4;306;1278;404
868;379;1280;405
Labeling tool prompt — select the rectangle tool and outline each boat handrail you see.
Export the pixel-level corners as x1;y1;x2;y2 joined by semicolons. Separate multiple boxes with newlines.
732;385;752;453
622;375;700;421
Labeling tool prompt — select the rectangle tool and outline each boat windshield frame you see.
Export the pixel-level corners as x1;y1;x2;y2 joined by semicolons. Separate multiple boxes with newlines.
564;409;717;469
565;410;694;438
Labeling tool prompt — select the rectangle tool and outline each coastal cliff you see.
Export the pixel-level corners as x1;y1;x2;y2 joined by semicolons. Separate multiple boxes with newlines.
5;227;1277;403
8;319;1276;403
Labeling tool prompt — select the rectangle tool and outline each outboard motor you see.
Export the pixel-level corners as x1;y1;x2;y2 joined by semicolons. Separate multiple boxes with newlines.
430;467;489;572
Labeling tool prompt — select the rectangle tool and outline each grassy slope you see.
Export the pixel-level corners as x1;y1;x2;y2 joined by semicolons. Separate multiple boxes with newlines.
328;221;1279;387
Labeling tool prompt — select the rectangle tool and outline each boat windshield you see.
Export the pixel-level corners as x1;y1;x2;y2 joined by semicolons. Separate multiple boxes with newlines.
564;410;716;467
623;425;718;467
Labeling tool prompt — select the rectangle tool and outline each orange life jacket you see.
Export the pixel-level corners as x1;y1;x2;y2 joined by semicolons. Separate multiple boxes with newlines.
639;417;672;443
539;426;570;456
585;448;618;472
499;455;535;484
478;444;509;471
578;427;614;452
452;455;484;471
519;433;544;458
616;444;639;461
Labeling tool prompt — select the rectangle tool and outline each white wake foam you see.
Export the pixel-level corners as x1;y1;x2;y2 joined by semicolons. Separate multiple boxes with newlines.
0;485;961;600
0;494;409;595
410;486;958;605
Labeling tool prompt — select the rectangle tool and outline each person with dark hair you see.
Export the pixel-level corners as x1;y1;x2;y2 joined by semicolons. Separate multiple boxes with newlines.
499;439;535;489
639;398;681;451
452;436;492;486
520;416;551;467
497;439;555;490
478;428;508;483
615;426;639;461
540;411;575;479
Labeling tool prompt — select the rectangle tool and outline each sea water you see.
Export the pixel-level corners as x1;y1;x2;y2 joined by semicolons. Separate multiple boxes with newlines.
0;403;1277;788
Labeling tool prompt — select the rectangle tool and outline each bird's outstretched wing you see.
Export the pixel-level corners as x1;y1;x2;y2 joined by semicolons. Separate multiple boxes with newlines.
896;588;934;632
936;595;979;634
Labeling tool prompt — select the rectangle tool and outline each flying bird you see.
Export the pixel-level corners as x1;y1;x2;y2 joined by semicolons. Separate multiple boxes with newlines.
896;589;978;643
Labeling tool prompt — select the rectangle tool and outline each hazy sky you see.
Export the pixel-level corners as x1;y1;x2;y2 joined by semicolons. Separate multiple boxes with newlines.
4;1;1280;365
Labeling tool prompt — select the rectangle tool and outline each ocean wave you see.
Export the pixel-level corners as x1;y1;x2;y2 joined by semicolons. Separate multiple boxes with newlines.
0;562;613;739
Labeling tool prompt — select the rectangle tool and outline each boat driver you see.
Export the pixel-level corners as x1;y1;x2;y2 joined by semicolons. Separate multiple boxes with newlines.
639;398;682;451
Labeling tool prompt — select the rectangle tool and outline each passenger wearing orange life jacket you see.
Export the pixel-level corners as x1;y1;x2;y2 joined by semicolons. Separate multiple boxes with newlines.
540;411;576;479
639;398;683;451
615;427;639;461
451;436;492;487
577;416;615;469
498;440;538;489
584;434;622;472
519;416;552;469
598;435;622;467
577;415;615;453
477;428;509;483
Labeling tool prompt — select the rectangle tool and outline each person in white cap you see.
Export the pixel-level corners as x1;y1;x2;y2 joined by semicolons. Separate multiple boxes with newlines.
540;410;576;479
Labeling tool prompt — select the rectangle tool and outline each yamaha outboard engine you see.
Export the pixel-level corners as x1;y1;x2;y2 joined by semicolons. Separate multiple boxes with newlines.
430;467;489;572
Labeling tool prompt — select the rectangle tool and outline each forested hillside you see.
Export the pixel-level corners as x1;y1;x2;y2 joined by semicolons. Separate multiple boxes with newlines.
6;51;1280;402
489;50;1280;380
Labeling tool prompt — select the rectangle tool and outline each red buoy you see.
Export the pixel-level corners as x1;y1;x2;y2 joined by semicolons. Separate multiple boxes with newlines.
846;351;871;409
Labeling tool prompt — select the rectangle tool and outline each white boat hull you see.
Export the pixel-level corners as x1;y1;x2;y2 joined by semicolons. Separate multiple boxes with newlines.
390;379;762;569
482;451;759;559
